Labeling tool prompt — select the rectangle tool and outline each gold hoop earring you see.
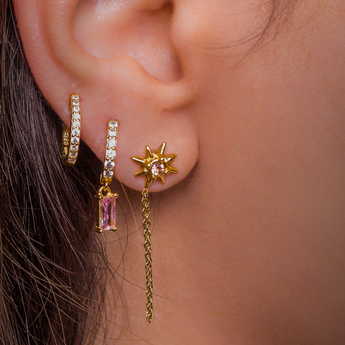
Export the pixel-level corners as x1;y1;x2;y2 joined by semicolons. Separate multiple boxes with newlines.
62;94;81;166
131;142;178;323
95;120;119;233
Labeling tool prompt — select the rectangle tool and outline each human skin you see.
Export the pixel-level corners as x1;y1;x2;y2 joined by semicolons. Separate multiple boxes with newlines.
14;0;345;344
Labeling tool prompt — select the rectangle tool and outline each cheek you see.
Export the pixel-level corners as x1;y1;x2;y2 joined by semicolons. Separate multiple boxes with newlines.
187;1;345;337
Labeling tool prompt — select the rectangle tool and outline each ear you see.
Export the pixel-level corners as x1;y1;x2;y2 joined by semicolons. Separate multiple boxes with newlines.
13;0;201;192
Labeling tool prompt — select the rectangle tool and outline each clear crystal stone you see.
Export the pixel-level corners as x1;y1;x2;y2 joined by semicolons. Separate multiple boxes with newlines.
72;106;80;112
108;129;117;137
103;170;113;178
104;161;115;170
72;120;80;128
108;121;118;128
71;95;79;101
106;149;116;159
68;158;76;164
107;138;116;148
72;129;80;136
73;112;80;120
72;100;79;106
71;137;79;145
71;145;78;152
70;151;77;157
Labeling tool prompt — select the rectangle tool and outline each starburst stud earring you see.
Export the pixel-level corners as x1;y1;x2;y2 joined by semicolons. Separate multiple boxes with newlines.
131;142;178;188
131;142;178;323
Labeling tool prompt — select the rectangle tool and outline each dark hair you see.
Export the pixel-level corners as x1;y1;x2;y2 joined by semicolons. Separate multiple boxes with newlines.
0;1;112;344
0;0;297;344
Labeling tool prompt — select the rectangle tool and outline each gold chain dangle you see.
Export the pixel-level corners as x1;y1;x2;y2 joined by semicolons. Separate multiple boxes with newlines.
131;142;178;323
141;188;153;322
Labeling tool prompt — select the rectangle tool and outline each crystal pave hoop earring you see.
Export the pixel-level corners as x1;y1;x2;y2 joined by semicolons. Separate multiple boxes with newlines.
131;142;178;323
62;94;81;166
95;120;119;233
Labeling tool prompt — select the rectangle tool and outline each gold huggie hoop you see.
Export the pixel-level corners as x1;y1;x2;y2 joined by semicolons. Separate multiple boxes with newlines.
95;120;119;233
62;94;81;166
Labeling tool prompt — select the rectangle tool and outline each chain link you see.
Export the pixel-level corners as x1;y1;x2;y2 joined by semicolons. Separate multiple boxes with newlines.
141;188;153;323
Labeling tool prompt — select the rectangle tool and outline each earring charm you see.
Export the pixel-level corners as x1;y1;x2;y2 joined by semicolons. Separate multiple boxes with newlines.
95;120;119;233
131;142;178;188
131;142;178;323
62;94;81;166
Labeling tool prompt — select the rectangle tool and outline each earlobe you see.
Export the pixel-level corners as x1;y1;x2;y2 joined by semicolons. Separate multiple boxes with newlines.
15;0;200;192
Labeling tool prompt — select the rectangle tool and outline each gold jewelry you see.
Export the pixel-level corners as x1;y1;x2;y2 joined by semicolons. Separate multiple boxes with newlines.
131;142;178;323
62;94;82;166
95;120;119;233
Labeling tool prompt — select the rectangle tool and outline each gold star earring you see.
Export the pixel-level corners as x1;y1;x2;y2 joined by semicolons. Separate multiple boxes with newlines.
131;142;178;323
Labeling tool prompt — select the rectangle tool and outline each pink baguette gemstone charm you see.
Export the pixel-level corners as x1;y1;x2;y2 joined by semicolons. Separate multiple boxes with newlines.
95;120;119;233
95;185;118;233
99;196;117;231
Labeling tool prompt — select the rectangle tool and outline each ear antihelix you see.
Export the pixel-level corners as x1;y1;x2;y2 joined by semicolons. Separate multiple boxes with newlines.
72;0;180;82
39;0;98;80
